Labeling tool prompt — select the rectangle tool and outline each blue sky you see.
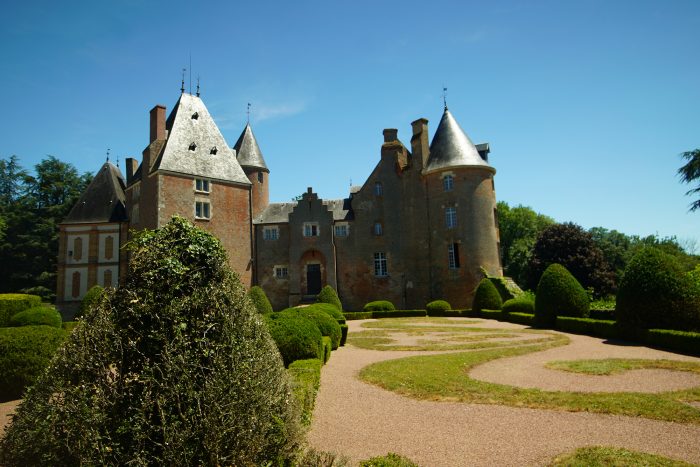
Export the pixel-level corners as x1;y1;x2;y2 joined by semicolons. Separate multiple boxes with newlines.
1;0;698;247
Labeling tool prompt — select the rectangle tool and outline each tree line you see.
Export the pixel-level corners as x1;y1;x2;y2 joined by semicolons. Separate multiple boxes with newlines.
0;155;92;301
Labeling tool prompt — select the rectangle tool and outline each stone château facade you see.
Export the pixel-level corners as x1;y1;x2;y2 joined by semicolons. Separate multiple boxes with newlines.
57;90;502;313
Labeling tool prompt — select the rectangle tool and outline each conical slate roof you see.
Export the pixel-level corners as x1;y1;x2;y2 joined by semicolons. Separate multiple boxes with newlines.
63;162;127;223
234;123;268;172
153;93;250;185
424;108;494;174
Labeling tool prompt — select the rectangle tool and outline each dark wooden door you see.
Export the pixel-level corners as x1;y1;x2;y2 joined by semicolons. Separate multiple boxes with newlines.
306;264;321;295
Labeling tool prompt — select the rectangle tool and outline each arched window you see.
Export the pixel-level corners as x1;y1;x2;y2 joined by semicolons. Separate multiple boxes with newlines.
104;236;114;260
71;271;81;298
443;175;454;191
73;237;83;261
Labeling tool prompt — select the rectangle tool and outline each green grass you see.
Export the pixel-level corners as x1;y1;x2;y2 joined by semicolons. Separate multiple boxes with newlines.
359;452;419;467
546;359;700;376
549;446;694;466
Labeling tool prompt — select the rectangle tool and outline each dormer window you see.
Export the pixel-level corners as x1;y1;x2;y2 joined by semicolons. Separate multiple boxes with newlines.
189;142;197;151
191;112;199;120
210;146;218;155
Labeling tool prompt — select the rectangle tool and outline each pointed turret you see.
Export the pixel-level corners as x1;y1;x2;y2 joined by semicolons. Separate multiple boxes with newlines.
424;108;494;175
63;162;127;223
234;123;269;173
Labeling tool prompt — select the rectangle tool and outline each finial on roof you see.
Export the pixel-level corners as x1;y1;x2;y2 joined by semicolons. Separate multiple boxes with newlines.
106;148;110;162
196;76;200;97
181;68;186;94
442;86;448;110
189;53;192;95
247;102;251;124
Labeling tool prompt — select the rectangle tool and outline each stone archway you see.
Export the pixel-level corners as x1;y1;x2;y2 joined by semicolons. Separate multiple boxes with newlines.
300;249;326;296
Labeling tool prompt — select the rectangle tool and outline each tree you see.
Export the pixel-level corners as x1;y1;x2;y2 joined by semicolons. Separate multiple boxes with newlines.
0;155;28;206
678;149;700;211
527;222;616;297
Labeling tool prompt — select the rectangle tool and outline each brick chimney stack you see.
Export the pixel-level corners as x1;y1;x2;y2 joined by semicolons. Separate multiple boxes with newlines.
125;157;138;184
383;128;398;143
410;118;429;170
149;105;166;143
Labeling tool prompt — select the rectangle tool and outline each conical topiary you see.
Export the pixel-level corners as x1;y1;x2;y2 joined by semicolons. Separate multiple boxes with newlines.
534;263;589;328
316;285;342;311
0;216;302;466
248;285;273;314
472;278;503;312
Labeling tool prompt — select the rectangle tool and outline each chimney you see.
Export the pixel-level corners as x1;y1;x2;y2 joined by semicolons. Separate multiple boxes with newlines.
125;157;138;184
149;105;166;143
410;118;429;170
383;128;398;143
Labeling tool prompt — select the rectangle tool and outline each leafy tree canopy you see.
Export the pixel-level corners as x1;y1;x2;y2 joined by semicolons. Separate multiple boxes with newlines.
678;149;700;212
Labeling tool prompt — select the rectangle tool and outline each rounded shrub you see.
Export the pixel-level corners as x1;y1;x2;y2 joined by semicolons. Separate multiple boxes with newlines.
363;300;395;312
0;216;303;466
9;306;62;328
316;285;342;311
75;285;104;320
305;302;345;324
535;263;589;328
0;294;42;327
0;326;67;401
426;300;451;313
472;279;503;312
279;307;342;350
247;285;273;314
502;296;535;315
265;314;323;366
616;247;700;331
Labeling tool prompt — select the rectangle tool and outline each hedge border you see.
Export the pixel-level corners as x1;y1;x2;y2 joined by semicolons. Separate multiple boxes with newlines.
287;358;322;426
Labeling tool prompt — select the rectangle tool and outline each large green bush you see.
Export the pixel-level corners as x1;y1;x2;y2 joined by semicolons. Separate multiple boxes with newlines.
0;326;67;401
266;314;323;366
535;263;590;328
502;295;535;315
75;285;104;320
363;300;395;311
616;247;700;331
472;278;503;312
0;294;42;327
280;307;342;350
248;285;273;314
0;216;302;466
426;300;451;313
317;285;342;311
9;306;62;328
305;302;346;324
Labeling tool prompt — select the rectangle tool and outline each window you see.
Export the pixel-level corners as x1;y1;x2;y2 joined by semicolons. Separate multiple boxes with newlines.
335;223;348;237
263;227;279;240
195;201;211;219
445;206;457;229
210;146;218;155
103;269;113;287
258;172;264;183
374;252;388;277
274;266;289;279
195;178;210;193
374;181;383;196
443;174;454;191
73;237;83;261
303;223;319;237
104;236;114;261
189;142;197;151
191;112;199;120
448;243;461;269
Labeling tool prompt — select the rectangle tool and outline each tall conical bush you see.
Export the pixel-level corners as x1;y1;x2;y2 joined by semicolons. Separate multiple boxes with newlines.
535;263;589;328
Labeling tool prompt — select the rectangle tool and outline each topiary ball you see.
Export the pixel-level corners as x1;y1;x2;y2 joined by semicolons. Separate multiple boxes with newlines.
316;285;342;311
9;306;62;328
363;300;395;311
535;263;589;328
265;314;323;366
426;300;451;313
472;279;503;312
247;285;273;314
616;247;700;331
502;296;535;315
75;285;104;320
279;307;342;350
304;302;345;324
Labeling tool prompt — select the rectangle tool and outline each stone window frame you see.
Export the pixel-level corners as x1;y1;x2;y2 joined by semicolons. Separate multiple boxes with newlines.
195;178;210;193
195;200;211;220
445;206;457;229
334;222;349;237
274;265;289;279
443;174;454;192
303;222;319;237
374;252;388;277
374;181;383;196
448;243;461;269
263;226;279;241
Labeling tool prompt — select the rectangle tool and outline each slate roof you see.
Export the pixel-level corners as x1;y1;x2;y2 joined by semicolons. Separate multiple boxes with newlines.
153;93;250;185
254;199;353;224
424;108;494;174
62;162;128;224
234;123;268;172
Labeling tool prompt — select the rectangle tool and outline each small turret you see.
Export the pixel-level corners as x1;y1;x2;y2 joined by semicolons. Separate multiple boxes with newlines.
234;123;269;217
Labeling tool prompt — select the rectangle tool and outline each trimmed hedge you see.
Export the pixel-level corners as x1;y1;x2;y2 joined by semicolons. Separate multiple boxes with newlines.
0;294;42;327
0;326;68;401
363;300;395;311
488;277;517;302
535;263;589;328
287;358;322;426
247;286;273;314
472;279;503;312
427;309;470;317
478;309;504;320
265;314;323;367
340;324;348;346
317;285;343;311
506;312;535;326
9;306;62;328
344;312;373;320
426;300;451;313
321;336;332;364
279;307;342;350
589;309;615;321
371;310;426;319
555;317;617;339
644;329;700;356
305;302;346;324
76;285;104;320
502;296;535;315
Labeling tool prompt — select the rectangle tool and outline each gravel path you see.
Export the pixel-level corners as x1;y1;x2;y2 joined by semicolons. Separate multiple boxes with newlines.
308;319;700;466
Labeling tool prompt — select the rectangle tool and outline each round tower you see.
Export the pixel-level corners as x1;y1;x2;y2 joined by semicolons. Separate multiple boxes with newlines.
234;123;269;218
423;107;502;308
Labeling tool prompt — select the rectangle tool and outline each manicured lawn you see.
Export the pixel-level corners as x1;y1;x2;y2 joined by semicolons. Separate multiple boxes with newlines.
546;358;700;376
549;446;695;466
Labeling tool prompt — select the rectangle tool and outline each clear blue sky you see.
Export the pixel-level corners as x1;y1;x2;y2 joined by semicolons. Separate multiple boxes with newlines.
1;0;698;247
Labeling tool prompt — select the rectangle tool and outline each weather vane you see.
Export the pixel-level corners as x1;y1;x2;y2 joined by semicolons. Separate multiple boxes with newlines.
196;76;200;97
181;68;186;93
247;103;251;123
443;86;448;110
106;148;110;162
